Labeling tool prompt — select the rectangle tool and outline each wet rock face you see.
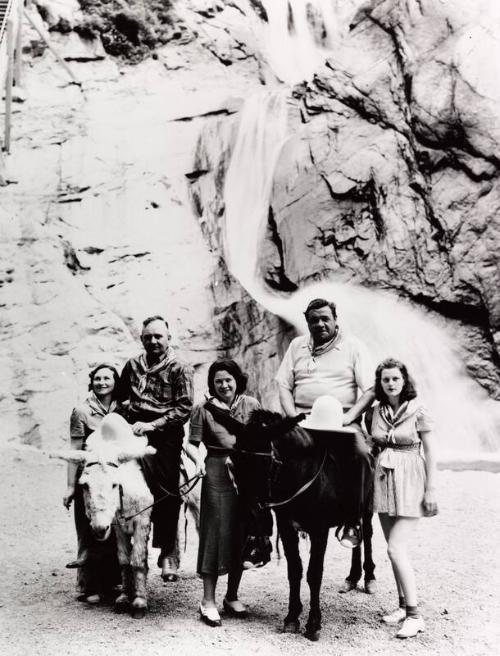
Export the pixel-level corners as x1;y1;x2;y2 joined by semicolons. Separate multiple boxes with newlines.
2;0;500;450
0;0;269;447
255;0;500;394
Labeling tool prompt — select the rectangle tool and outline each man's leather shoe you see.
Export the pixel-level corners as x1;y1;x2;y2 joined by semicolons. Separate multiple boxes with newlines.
160;557;178;582
66;558;87;569
338;526;361;549
223;598;248;618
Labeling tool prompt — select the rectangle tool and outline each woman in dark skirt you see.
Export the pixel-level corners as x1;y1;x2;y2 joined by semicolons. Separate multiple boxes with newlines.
63;363;122;604
188;359;260;627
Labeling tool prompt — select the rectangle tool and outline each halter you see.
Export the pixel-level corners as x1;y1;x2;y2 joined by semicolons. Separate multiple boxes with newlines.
262;449;327;509
235;443;327;510
84;460;119;469
115;472;205;523
82;459;204;523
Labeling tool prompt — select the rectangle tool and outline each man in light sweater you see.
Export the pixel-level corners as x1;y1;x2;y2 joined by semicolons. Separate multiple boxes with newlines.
275;298;377;593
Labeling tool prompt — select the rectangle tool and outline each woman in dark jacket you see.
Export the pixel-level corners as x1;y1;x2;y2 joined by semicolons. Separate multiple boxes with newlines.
188;359;260;627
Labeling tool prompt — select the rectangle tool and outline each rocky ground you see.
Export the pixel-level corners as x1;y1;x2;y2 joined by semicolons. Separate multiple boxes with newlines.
1;448;499;656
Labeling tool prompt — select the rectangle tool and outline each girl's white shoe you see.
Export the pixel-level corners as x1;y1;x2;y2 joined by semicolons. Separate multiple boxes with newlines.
396;616;425;638
382;607;406;624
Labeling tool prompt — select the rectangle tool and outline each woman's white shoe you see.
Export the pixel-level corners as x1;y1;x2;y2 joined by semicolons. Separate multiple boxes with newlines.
396;616;425;638
199;602;222;627
382;607;406;624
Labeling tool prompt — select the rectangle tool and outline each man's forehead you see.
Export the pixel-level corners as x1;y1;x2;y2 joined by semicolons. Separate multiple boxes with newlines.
307;307;335;319
141;320;168;336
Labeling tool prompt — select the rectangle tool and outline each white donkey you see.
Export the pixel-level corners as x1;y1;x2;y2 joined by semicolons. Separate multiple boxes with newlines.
57;413;156;618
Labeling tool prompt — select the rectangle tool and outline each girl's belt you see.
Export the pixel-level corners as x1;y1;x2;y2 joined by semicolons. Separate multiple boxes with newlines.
383;442;419;451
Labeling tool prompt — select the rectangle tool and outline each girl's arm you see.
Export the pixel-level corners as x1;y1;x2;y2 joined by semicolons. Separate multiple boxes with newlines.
420;430;438;515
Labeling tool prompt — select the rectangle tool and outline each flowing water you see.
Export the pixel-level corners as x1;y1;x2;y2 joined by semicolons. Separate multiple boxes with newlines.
221;1;500;462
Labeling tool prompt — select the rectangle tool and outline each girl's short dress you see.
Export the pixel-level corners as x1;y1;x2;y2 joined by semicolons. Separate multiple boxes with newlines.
371;400;432;518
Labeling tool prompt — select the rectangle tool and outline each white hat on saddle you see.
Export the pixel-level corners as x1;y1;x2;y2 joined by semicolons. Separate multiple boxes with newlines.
300;395;357;434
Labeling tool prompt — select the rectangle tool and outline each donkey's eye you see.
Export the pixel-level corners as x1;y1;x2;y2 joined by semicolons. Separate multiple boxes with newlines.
112;483;118;489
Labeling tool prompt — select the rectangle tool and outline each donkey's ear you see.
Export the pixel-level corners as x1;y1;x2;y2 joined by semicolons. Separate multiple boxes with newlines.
49;449;87;464
116;444;157;463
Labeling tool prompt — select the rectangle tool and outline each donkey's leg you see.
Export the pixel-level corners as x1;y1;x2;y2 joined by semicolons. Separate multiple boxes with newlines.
278;517;303;633
304;525;329;641
114;525;132;612
129;514;152;619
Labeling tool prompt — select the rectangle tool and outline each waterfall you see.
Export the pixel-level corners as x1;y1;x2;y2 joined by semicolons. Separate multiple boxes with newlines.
251;0;339;84
221;1;500;463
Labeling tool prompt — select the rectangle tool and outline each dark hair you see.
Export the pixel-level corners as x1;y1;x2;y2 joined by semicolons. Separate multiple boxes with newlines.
88;363;121;397
142;315;169;330
374;358;417;403
207;359;248;398
304;298;337;322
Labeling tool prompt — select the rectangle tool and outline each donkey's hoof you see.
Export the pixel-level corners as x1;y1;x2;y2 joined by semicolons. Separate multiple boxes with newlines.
131;606;147;620
114;593;129;614
283;620;300;634
131;598;147;619
304;629;321;642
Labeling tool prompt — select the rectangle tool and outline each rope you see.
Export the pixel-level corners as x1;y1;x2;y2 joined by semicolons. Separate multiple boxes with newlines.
116;472;204;523
262;449;327;509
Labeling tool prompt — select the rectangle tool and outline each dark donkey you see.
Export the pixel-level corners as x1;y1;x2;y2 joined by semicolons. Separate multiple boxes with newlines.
232;409;374;642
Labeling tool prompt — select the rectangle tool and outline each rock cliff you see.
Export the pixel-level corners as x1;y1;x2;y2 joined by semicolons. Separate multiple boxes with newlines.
0;0;499;451
189;0;500;400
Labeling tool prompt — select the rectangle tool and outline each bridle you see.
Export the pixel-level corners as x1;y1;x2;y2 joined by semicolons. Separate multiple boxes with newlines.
235;443;328;510
81;459;204;523
116;472;204;522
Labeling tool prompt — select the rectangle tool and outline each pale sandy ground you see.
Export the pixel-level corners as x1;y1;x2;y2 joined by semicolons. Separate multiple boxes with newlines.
1;449;499;656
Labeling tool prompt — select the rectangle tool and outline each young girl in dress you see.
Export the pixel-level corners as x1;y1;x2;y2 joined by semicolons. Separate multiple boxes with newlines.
368;358;438;638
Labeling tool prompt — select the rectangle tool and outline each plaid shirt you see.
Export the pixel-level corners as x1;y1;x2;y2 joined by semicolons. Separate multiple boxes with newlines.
120;353;194;430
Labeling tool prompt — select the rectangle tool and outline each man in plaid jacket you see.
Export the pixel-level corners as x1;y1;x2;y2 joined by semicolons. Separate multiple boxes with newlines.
119;315;194;580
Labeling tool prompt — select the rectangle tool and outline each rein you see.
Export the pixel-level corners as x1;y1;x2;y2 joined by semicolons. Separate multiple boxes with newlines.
116;472;204;523
262;449;327;509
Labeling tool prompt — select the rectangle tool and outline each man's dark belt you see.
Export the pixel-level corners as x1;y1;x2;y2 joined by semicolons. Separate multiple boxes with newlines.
206;445;233;457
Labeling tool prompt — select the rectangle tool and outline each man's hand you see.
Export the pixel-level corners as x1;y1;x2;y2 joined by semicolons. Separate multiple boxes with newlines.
342;410;356;426
194;455;206;478
132;421;156;436
63;486;75;509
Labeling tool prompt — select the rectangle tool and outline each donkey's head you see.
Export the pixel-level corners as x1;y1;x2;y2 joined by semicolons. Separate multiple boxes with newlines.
78;457;122;541
233;409;308;501
53;414;156;541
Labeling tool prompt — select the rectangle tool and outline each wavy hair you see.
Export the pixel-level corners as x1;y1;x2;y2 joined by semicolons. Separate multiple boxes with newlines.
88;363;121;398
304;298;337;322
374;358;417;403
207;359;248;398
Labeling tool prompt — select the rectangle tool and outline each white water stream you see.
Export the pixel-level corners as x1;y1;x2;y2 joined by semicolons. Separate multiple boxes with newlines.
221;1;500;462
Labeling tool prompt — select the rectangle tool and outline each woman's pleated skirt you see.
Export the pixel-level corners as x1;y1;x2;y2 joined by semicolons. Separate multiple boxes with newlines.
197;456;244;576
